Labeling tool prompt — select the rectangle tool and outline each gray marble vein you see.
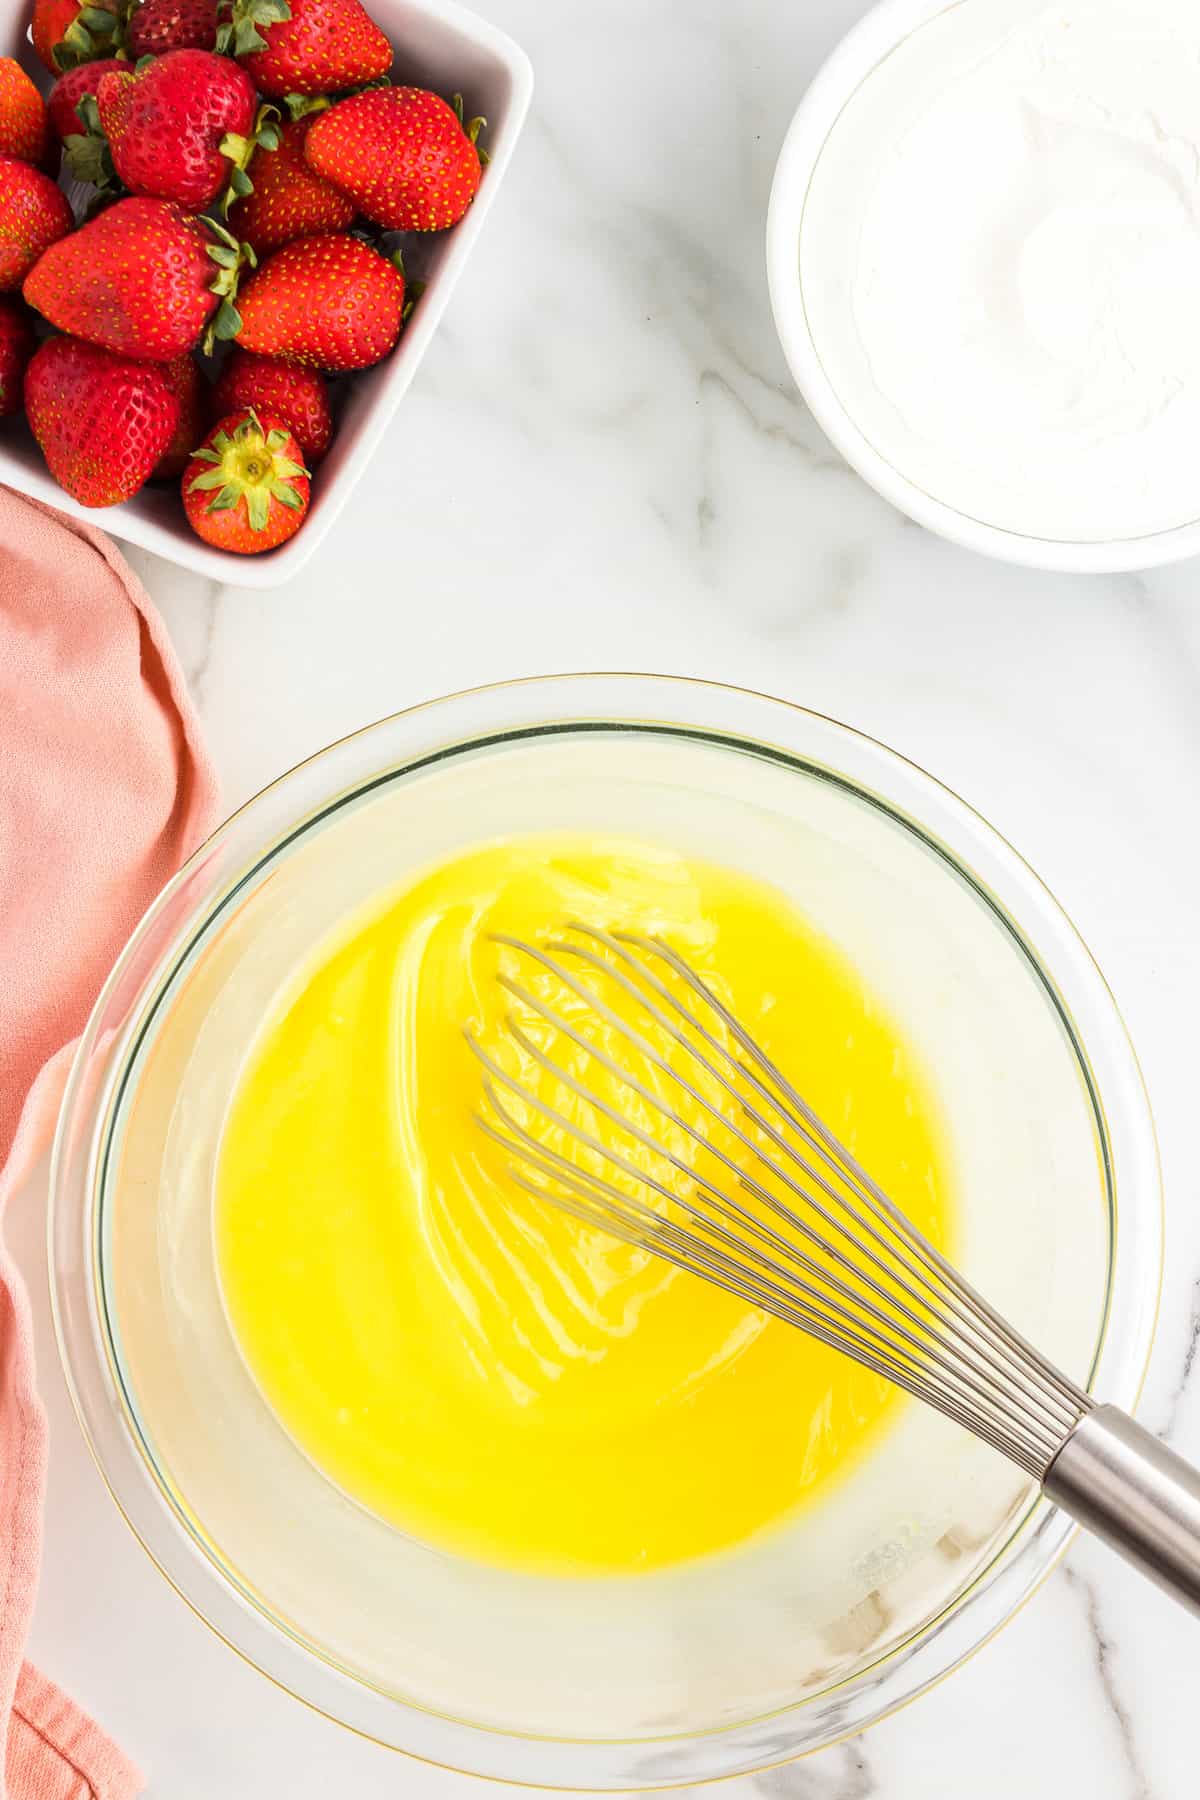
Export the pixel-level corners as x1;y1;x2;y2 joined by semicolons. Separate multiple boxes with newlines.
750;1739;874;1800
1063;1566;1153;1800
1159;1274;1200;1442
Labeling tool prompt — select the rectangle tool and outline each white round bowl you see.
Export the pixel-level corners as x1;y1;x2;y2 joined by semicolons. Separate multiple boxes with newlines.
766;0;1200;574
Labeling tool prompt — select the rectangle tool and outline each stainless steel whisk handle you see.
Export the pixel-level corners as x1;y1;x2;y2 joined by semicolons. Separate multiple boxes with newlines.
1044;1406;1200;1615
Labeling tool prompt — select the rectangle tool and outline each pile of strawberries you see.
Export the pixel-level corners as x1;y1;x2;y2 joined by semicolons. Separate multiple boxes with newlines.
0;0;486;552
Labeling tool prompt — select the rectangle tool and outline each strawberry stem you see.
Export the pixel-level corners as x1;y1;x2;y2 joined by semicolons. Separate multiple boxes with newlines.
202;218;255;353
217;102;280;218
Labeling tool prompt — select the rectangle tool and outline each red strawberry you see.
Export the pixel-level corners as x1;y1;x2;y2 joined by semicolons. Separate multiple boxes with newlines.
98;50;259;213
0;59;50;165
0;158;73;290
183;407;308;551
153;351;204;477
31;0;125;73
225;0;391;98
234;231;402;370
127;0;218;56
47;58;124;143
24;195;248;359
305;87;483;231
0;295;35;414
211;347;330;461
25;334;180;505
226;114;353;257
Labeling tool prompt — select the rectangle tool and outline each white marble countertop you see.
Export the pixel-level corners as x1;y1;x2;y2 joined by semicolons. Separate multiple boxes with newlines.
10;0;1200;1793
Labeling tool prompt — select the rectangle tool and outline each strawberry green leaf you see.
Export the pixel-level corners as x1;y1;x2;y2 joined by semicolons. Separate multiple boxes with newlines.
212;299;243;340
233;17;267;52
400;278;426;326
245;485;270;531
63;89;120;194
189;467;234;491
227;0;290;55
449;92;488;153
53;3;122;72
205;216;245;254
251;102;281;148
63;129;115;187
218;101;279;216
283;92;330;120
202;219;254;340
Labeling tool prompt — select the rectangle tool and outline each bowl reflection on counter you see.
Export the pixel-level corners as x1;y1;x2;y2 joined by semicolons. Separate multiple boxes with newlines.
49;675;1161;1787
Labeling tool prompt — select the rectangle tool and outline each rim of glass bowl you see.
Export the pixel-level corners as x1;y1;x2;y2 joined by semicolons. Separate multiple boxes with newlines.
765;0;1200;575
48;673;1162;1790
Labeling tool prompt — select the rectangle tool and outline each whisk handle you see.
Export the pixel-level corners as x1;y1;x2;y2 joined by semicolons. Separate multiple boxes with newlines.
1044;1404;1200;1615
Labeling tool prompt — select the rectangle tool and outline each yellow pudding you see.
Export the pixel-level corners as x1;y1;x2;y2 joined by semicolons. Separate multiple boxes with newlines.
216;835;954;1575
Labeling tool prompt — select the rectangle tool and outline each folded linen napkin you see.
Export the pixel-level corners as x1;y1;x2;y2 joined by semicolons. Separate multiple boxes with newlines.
0;488;219;1799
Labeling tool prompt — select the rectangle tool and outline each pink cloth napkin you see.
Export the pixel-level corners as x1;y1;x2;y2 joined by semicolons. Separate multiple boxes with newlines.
0;488;219;1799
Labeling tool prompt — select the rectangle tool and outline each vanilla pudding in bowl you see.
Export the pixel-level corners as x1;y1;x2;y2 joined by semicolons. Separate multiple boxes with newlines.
50;675;1159;1786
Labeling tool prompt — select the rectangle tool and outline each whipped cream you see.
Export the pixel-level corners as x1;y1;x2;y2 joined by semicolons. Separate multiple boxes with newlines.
801;0;1200;541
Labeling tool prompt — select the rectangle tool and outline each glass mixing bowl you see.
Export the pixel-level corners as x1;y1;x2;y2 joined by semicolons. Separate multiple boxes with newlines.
49;675;1161;1787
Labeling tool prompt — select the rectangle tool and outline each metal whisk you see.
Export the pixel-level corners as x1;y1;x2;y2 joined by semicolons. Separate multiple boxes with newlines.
468;924;1200;1615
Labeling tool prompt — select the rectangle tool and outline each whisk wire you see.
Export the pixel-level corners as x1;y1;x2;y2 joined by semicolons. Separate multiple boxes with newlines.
480;1024;1072;1463
469;928;1093;1481
496;935;1082;1442
477;1073;1067;1476
620;932;1091;1408
580;927;1089;1425
495;1125;1058;1476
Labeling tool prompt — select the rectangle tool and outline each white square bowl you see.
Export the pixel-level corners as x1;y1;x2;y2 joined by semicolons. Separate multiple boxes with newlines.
1;0;532;587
